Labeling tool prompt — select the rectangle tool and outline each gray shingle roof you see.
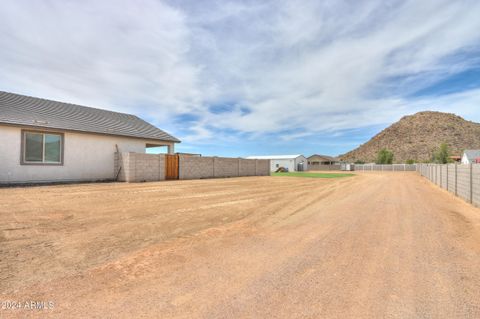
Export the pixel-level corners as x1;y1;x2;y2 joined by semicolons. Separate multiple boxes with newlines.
0;91;180;143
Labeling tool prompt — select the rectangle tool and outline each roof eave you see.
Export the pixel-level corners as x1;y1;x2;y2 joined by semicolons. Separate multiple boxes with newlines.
0;122;181;143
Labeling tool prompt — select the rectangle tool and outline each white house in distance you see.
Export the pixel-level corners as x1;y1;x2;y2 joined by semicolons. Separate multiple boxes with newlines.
246;155;308;172
461;150;480;164
0;91;180;184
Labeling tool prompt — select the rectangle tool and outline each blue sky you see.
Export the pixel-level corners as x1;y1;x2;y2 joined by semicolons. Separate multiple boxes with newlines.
1;0;480;157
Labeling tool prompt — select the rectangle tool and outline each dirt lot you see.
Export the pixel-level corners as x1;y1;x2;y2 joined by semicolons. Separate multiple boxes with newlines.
1;172;480;318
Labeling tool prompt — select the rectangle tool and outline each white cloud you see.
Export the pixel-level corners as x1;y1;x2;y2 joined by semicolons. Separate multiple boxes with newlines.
1;0;480;144
0;0;203;121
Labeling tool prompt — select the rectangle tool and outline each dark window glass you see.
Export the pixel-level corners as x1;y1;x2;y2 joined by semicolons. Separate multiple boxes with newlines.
25;133;43;162
45;134;61;162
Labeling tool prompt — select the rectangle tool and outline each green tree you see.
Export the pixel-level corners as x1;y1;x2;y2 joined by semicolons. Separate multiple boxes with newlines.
406;159;415;165
354;160;365;164
433;143;451;164
376;148;394;164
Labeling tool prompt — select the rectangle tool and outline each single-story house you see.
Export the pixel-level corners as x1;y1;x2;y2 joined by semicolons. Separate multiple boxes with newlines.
461;150;480;164
307;154;340;165
246;155;307;172
0;91;180;184
307;154;341;171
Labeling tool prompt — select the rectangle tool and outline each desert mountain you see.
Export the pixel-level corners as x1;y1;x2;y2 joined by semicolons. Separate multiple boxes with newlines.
340;111;480;163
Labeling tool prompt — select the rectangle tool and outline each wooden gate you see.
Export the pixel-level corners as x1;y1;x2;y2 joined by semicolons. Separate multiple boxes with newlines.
165;154;179;180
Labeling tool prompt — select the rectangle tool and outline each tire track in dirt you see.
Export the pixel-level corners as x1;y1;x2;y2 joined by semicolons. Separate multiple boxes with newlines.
2;173;480;318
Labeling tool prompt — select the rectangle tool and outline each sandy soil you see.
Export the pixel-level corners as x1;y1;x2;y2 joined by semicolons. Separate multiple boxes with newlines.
1;172;480;318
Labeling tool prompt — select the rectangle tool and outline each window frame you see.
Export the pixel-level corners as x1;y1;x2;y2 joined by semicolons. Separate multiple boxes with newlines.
20;129;64;166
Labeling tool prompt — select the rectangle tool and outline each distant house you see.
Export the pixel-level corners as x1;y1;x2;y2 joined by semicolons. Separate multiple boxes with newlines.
0;91;180;184
307;154;341;171
307;154;340;165
246;155;307;172
461;150;480;164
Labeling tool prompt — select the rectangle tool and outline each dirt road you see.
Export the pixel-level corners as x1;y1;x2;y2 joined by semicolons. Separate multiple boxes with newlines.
1;173;480;318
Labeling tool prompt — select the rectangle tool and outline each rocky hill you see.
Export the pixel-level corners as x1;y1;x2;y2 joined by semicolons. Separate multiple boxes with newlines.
340;111;480;163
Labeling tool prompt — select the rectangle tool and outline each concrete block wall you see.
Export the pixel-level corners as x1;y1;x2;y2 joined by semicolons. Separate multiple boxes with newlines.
179;156;270;180
134;153;165;182
456;165;470;202
441;165;448;189
214;157;240;178
354;164;417;171
179;156;215;180
447;164;456;194
255;159;270;176
418;163;480;207
473;165;480;205
117;153;271;182
117;152;165;182
239;159;256;176
436;165;442;187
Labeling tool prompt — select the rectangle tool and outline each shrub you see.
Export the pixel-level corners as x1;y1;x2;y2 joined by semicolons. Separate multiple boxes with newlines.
433;143;451;164
376;148;394;164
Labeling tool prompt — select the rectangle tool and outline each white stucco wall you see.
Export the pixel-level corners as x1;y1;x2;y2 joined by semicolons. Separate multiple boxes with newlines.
271;159;295;172
0;125;174;183
270;156;307;172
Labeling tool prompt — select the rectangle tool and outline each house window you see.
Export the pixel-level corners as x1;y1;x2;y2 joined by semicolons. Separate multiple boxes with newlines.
22;130;63;165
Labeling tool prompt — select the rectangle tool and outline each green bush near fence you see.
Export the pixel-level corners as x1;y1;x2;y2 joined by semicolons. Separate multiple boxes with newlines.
433;143;452;164
376;149;394;164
